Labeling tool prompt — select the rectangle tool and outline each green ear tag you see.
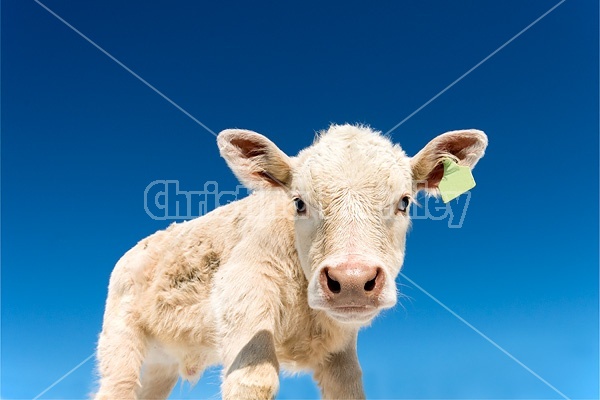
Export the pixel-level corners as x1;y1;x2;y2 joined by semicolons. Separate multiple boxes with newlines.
438;158;476;203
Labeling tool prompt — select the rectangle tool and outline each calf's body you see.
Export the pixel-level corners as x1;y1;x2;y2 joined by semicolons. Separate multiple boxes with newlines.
96;124;487;399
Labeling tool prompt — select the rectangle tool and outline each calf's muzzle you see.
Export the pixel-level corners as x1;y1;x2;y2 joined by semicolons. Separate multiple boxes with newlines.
319;262;385;308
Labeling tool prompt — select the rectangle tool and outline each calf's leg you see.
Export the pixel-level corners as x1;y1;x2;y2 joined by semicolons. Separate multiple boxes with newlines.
95;314;147;399
137;362;179;400
314;334;365;400
214;264;281;399
222;330;279;399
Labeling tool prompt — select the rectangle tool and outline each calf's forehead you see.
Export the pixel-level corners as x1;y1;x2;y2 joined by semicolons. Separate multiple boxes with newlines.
292;125;413;205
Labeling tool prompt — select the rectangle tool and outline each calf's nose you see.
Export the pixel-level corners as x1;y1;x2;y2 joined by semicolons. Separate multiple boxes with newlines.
320;263;384;302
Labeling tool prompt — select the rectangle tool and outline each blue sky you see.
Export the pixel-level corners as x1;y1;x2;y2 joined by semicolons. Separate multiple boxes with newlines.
2;0;598;398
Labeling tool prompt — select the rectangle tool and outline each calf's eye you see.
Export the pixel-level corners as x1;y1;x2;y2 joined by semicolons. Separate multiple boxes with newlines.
294;198;307;214
397;196;410;213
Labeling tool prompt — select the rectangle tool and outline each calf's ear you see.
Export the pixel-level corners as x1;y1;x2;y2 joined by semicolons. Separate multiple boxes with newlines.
410;129;488;192
217;129;293;190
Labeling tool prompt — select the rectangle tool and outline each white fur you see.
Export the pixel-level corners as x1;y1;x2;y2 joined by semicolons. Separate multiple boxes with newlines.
95;124;487;399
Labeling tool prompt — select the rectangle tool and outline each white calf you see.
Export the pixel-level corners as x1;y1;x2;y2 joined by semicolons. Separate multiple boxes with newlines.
95;124;487;399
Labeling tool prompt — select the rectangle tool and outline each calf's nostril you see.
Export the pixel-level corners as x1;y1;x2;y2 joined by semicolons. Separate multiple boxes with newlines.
363;268;380;292
364;277;376;292
325;269;341;294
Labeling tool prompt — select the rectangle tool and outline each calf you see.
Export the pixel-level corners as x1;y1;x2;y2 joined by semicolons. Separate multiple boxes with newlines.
95;124;487;399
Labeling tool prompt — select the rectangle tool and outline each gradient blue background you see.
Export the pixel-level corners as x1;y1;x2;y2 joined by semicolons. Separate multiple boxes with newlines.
2;0;598;398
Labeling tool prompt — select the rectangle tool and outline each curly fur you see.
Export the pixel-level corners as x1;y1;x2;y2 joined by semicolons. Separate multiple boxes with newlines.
95;124;487;400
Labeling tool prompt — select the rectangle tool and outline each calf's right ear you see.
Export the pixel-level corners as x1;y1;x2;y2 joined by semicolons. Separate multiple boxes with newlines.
217;129;293;190
410;129;488;193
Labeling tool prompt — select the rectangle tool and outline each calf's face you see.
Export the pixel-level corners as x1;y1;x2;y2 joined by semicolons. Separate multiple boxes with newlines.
219;125;487;325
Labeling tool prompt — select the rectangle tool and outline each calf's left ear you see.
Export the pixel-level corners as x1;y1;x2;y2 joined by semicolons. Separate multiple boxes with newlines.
410;129;488;192
218;129;293;190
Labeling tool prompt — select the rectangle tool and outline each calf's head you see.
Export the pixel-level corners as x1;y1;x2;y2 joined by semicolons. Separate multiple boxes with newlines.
219;124;487;325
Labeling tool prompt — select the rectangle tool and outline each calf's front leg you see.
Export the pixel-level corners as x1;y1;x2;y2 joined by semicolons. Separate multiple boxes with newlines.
314;335;365;400
214;263;280;399
221;330;280;399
